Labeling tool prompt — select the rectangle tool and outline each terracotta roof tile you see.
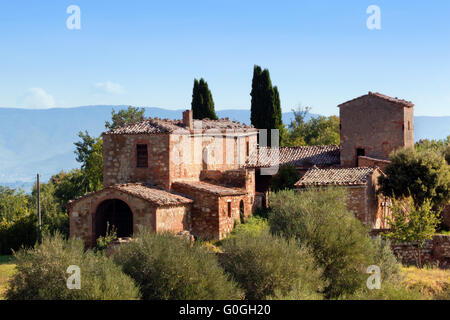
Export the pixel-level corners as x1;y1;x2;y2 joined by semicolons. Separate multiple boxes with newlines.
104;117;257;135
172;181;247;196
245;145;340;168
338;92;414;108
68;183;193;207
295;167;376;186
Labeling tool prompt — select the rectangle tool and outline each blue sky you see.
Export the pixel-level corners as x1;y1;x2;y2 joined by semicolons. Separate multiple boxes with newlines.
0;0;449;116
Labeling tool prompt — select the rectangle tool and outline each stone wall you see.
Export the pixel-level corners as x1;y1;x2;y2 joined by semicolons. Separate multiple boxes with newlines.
103;134;170;189
391;235;450;268
169;133;257;185
156;206;191;233
340;95;414;167
358;156;391;172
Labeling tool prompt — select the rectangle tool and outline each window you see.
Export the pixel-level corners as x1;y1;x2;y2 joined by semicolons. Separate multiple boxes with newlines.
356;148;365;166
227;201;232;218
136;144;148;168
246;141;250;157
408;121;411;130
356;148;365;157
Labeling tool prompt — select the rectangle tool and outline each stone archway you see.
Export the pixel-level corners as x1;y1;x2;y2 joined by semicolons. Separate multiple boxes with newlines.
95;199;133;239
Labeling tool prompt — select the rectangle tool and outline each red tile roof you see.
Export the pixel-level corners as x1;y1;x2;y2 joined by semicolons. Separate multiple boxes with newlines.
245;145;340;168
68;183;193;207
295;167;376;186
338;92;414;108
172;180;247;196
104;117;257;135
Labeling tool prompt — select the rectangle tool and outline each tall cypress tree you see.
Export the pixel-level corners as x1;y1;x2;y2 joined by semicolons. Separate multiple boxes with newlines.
250;65;285;146
191;78;218;120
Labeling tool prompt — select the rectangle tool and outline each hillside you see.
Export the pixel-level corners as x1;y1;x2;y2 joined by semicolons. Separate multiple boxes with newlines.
0;106;448;190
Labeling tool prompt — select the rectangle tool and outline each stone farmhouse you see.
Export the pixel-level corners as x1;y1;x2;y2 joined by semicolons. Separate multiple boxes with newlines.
246;91;415;230
69;91;415;246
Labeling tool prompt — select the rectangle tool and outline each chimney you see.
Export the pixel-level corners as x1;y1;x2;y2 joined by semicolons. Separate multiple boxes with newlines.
182;109;193;131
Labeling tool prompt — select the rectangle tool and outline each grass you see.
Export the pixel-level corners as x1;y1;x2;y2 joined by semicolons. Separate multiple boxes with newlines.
401;266;450;299
0;255;16;300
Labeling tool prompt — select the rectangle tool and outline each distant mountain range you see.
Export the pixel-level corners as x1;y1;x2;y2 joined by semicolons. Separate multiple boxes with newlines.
0;106;448;191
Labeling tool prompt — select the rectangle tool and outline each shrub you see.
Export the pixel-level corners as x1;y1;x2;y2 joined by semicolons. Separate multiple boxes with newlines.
371;237;401;283
113;230;242;300
6;233;140;300
269;188;375;298
0;214;38;255
219;226;323;300
270;164;300;192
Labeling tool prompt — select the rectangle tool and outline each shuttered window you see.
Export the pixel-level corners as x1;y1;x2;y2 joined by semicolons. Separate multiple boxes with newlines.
136;144;148;168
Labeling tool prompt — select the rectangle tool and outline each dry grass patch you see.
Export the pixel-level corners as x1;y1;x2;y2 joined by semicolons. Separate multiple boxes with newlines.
401;266;450;299
0;256;16;300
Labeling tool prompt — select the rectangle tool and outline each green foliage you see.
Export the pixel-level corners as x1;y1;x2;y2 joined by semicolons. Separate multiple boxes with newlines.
378;147;450;208
219;226;323;300
371;237;401;283
94;223;117;252
0;214;37;255
74;131;104;192
344;282;426;300
191;78;218;120
105;106;145;130
268;188;375;298
283;107;340;147
250;65;286;146
270;164;300;192
385;198;440;267
0;186;31;221
113;230;241;300
6;233;140;300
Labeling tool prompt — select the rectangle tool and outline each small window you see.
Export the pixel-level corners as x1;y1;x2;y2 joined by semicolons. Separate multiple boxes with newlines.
356;148;365;157
136;144;148;168
227;201;232;218
246;141;250;157
408;121;411;130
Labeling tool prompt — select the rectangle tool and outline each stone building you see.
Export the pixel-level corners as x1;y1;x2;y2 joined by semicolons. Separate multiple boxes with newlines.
246;92;415;230
339;92;414;167
294;167;390;229
69;110;258;246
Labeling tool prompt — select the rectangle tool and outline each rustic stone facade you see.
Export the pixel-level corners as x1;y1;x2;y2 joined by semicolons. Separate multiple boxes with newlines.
70;110;258;245
69;185;192;247
339;92;414;167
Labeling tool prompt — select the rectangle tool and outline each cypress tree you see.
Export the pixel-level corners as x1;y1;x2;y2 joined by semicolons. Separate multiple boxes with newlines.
250;65;285;146
191;78;218;120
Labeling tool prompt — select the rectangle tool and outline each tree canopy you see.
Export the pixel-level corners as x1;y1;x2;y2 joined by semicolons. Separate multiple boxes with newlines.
378;148;450;208
191;78;218;120
283;107;340;147
250;65;286;146
105;106;146;130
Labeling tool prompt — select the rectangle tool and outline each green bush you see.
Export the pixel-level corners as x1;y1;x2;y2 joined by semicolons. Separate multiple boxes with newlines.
344;282;426;300
219;225;323;300
6;233;140;300
269;188;375;298
0;214;38;255
113;230;242;300
270;164;300;192
371;237;400;283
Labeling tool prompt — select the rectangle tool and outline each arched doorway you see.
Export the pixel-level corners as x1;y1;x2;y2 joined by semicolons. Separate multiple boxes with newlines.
239;200;245;224
95;199;133;239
